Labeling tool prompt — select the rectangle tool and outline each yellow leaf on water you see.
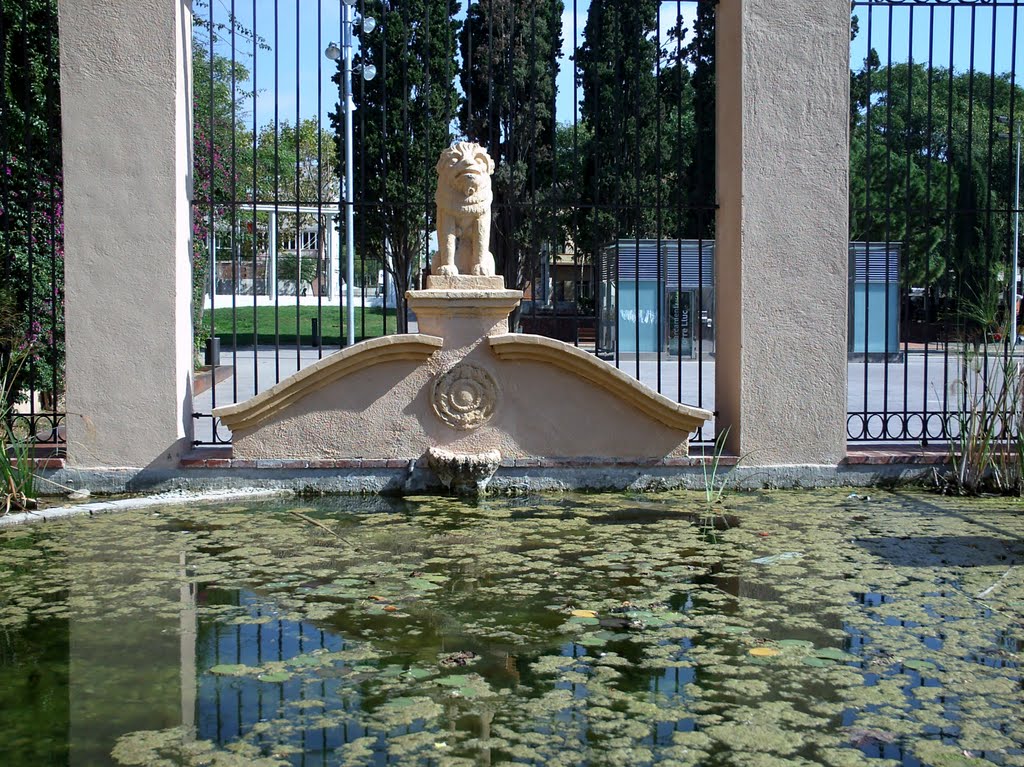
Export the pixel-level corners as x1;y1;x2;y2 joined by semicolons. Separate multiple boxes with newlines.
570;609;598;619
749;647;781;657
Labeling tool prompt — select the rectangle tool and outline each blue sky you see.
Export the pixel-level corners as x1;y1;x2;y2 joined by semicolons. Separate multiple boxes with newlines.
850;2;1024;76
200;1;1024;135
200;0;697;131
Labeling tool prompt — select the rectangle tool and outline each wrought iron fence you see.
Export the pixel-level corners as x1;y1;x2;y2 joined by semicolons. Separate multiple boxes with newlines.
9;0;1023;454
0;0;65;453
191;0;718;446
848;0;1024;443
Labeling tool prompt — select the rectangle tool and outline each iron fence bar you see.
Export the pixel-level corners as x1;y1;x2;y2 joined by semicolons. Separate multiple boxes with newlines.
859;4;875;434
252;0;260;390
922;2;936;444
698;218;707;441
675;1;685;410
632;7;642;384
381;5;389;336
316;0;323;360
0;7;8;299
22;4;36;438
294;0;301;368
655;2;663;395
942;5;957;439
47;6;59;439
342;2;350;344
274;0;282;382
1007;0;1015;368
901;8;915;439
206;0;219;439
357;0;366;343
967;6;986;421
423;0;432;302
230;0;239;404
879;5;894;435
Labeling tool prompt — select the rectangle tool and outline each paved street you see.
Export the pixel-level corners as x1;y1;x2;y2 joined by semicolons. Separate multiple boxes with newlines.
192;344;1007;446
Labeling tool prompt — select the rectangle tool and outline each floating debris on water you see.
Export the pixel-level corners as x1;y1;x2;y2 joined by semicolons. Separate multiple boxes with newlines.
0;488;1021;766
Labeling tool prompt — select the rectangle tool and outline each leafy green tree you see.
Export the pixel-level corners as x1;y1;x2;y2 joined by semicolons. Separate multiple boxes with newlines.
849;51;1024;325
460;0;564;306
191;3;262;353
252;119;338;293
334;0;461;332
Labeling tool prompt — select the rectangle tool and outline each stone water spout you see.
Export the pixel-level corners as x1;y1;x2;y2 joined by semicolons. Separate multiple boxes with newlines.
212;142;712;496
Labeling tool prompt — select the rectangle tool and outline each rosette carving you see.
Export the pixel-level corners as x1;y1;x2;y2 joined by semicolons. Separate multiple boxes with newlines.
431;363;499;430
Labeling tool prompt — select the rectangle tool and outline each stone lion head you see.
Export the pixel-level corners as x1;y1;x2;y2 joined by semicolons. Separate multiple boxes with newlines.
436;141;494;199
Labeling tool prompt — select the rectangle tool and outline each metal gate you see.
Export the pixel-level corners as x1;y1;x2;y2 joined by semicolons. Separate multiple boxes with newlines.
0;0;65;455
191;0;718;446
848;0;1024;443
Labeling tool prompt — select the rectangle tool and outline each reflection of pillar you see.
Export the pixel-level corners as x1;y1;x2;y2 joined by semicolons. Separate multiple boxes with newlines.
479;708;494;767
68;522;183;765
268;210;278;300
180;550;197;738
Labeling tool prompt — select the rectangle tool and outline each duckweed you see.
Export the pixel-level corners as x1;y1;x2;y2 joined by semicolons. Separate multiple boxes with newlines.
0;489;1021;765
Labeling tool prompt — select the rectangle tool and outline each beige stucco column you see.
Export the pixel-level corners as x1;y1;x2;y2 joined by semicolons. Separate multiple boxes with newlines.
60;1;194;468
715;0;850;464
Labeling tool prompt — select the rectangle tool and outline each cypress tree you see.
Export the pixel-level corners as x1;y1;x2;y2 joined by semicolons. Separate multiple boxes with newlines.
577;0;660;259
460;0;564;306
335;0;461;332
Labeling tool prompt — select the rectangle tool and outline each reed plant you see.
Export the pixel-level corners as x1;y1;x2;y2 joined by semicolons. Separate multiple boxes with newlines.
1;419;36;515
698;428;740;542
942;283;1024;495
701;427;734;509
947;350;1024;495
0;348;38;515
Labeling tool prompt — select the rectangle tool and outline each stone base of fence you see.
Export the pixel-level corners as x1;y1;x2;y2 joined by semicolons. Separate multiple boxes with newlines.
23;447;952;498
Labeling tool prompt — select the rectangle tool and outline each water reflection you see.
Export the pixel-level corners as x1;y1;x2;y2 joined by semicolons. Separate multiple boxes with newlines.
1;492;1022;766
196;589;367;762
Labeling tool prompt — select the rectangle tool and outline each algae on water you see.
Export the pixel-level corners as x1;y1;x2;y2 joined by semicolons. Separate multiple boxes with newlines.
0;489;1021;766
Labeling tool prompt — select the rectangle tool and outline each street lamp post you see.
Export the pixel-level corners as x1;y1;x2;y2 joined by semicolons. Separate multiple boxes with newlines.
326;1;375;347
999;116;1021;347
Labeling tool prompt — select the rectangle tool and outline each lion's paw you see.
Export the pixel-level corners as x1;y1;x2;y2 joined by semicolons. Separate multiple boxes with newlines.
470;263;495;277
438;264;459;277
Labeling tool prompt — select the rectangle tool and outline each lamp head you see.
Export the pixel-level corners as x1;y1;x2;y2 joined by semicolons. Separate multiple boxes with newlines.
324;42;342;61
360;16;376;33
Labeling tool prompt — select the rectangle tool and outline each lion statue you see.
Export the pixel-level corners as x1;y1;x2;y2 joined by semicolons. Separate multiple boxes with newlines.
433;142;495;278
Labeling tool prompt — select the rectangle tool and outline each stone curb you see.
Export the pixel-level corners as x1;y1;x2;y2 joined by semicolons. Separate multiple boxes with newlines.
0;488;294;528
25;459;950;498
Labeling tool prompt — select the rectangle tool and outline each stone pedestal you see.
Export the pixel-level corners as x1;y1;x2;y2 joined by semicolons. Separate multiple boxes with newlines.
407;276;523;346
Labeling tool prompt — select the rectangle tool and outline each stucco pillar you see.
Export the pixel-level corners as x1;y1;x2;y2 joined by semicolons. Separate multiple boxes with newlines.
715;0;849;464
59;1;194;468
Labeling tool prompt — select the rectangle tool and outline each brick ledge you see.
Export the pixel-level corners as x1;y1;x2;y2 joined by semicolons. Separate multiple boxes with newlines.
180;449;740;470
178;447;954;471
22;450;949;473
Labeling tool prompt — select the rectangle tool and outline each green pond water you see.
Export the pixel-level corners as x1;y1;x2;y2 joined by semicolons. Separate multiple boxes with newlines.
0;489;1022;767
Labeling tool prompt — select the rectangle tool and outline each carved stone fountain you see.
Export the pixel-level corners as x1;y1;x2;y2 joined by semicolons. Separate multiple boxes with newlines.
213;142;712;495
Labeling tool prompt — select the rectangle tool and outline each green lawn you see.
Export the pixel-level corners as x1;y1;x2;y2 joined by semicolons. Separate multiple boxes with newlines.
202;305;397;346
